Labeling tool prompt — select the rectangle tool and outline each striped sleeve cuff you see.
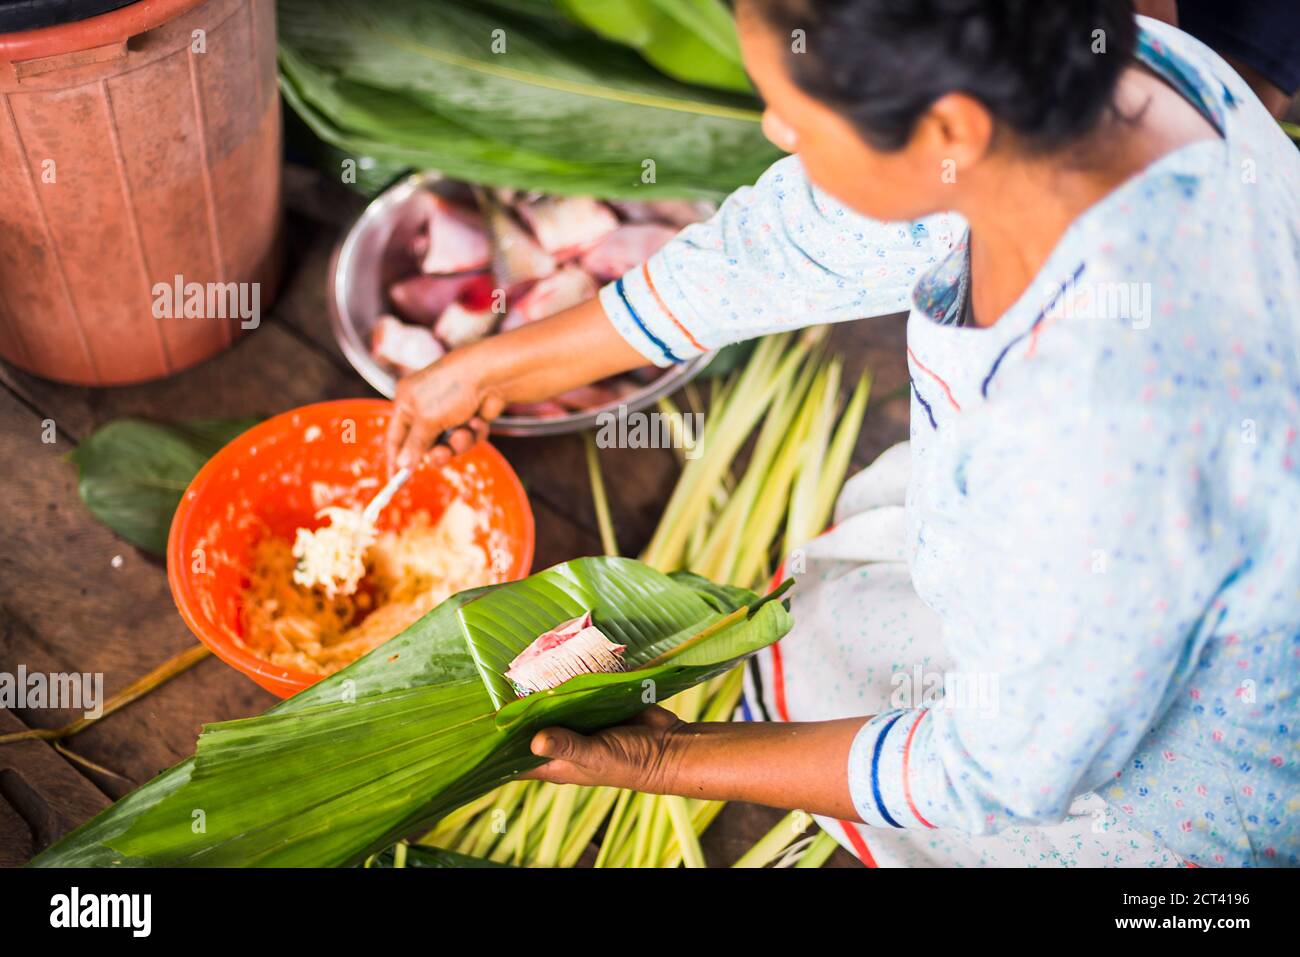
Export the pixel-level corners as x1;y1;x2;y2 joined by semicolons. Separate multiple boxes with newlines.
848;709;939;830
598;258;710;368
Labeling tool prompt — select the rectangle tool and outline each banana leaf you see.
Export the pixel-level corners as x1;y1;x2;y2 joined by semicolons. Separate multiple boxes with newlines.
473;0;749;92
559;0;751;92
67;417;260;555
31;557;791;867
370;845;508;867
279;48;628;194
277;0;781;199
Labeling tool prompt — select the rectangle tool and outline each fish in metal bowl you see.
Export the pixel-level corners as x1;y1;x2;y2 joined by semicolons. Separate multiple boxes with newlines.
330;173;713;436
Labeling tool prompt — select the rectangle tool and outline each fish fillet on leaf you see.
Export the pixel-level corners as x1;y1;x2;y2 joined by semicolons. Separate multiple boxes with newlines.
31;558;791;868
505;611;627;696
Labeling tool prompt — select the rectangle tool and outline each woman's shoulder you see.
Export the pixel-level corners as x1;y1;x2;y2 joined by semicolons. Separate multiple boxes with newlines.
990;158;1298;428
1046;125;1298;376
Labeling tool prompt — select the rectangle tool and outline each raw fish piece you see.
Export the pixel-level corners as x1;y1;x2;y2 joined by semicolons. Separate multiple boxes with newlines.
388;195;435;281
389;273;482;325
435;297;498;349
497;308;528;335
611;377;645;398
371;315;445;376
479;192;556;290
579;224;677;281
512;266;597;324
552;383;623;411
494;187;540;206
626;365;663;385
457;273;500;311
503;400;568;418
504;611;627;695
420;194;491;275
434;276;499;348
611;200;713;228
499;310;530;335
516;197;619;258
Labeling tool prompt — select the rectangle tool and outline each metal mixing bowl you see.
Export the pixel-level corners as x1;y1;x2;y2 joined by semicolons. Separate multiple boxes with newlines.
328;172;708;436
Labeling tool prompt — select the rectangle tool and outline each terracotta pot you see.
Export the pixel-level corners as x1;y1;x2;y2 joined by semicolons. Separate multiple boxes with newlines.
0;0;283;385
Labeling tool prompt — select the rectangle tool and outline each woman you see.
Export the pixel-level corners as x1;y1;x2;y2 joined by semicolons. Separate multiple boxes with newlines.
388;1;1299;867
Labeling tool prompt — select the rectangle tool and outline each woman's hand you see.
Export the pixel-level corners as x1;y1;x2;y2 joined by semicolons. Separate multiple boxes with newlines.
387;350;503;474
384;297;649;475
523;706;691;792
522;707;869;822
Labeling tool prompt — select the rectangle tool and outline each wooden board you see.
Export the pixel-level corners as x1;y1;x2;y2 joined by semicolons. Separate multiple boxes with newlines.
0;710;110;867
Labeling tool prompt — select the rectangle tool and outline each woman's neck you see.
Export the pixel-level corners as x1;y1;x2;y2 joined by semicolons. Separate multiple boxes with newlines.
960;65;1220;328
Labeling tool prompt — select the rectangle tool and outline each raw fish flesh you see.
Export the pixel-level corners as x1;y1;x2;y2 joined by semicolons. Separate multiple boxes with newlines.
516;197;619;258
433;275;500;348
504;611;627;695
580;224;677;281
553;383;623;411
502;400;568;418
434;302;497;349
419;194;491;275
374;182;683;415
389;273;482;325
458;273;500;312
371;315;445;375
479;192;557;290
512;267;597;324
610;199;713;228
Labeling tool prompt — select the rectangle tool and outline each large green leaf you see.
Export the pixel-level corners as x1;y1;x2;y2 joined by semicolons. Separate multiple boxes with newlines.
27;586;496;868
31;558;790;867
370;845;509;867
67;417;259;555
559;0;751;92
279;48;622;193
277;0;781;199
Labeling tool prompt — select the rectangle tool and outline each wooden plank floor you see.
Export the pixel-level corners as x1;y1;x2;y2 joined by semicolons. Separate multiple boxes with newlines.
0;167;910;867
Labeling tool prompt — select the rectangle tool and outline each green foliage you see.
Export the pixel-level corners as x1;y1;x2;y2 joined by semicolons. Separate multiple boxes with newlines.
31;558;790;867
67;418;258;554
277;0;781;199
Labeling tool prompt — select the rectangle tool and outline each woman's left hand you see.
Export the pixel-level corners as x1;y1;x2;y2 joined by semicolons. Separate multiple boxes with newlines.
522;706;691;793
522;707;867;822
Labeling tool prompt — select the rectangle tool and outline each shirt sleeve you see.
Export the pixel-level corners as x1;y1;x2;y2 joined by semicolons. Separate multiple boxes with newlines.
847;397;1246;834
600;154;965;366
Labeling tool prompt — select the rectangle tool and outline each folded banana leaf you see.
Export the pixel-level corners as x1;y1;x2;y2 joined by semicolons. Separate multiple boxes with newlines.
32;558;790;867
277;0;781;199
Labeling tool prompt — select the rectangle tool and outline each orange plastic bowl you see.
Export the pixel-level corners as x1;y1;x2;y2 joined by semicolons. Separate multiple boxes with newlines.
167;399;535;698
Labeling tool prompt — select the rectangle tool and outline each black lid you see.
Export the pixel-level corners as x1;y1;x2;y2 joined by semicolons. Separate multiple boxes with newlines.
0;1;141;34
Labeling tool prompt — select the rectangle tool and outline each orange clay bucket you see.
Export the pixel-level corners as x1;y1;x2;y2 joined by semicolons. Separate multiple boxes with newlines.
0;0;282;385
167;399;536;698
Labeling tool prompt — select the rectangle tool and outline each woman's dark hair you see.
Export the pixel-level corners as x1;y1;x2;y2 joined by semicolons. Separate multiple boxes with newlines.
746;0;1138;152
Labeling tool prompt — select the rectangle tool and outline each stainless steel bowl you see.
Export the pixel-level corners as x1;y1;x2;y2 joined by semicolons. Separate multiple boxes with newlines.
328;172;709;437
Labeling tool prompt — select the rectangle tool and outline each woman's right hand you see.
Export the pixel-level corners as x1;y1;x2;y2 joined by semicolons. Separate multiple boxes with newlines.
386;350;505;475
384;296;651;475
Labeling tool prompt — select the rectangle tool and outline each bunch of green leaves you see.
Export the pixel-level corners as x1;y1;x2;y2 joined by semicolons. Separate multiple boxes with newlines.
277;0;780;198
